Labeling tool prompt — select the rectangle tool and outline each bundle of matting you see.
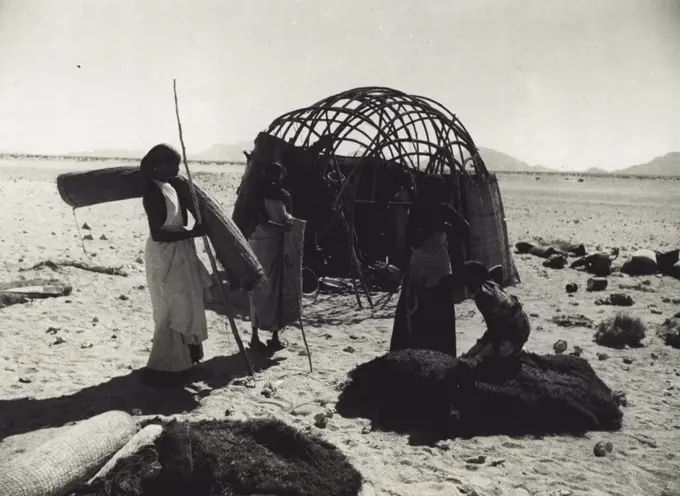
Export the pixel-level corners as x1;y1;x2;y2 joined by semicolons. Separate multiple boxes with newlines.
337;349;623;438
76;418;363;496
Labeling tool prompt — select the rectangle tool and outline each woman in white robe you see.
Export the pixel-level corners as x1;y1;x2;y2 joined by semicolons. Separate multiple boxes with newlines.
140;144;212;387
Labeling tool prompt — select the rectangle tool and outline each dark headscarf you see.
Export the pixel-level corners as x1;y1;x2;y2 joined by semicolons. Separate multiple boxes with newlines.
140;144;181;180
257;161;292;223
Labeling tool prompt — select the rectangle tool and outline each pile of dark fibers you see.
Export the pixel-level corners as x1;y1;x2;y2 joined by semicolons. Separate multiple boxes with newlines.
336;349;623;439
78;418;363;496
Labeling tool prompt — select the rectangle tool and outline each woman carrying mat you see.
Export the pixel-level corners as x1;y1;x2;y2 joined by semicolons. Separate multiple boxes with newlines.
390;174;469;357
140;144;212;387
249;160;303;352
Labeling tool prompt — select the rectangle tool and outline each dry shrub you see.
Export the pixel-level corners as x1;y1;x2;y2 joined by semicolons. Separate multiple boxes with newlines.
80;418;363;496
336;349;622;439
595;312;646;348
658;318;680;349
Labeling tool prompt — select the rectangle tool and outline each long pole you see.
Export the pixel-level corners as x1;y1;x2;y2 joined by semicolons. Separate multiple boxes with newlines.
173;79;254;378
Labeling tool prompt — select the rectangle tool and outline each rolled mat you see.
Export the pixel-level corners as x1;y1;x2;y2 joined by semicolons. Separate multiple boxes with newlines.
0;410;138;496
88;424;163;485
56;167;265;291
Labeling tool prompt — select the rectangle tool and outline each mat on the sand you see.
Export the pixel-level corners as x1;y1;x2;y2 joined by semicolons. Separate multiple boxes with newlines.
0;411;138;496
78;418;363;496
337;349;623;438
56;167;264;291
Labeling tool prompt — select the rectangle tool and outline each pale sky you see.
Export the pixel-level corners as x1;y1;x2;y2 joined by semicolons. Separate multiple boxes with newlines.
0;0;679;171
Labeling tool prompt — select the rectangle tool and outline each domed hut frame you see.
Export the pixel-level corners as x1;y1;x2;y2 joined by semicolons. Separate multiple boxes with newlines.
233;87;519;307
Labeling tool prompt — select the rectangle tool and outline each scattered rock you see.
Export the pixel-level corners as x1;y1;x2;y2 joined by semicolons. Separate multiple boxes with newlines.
80;343;93;349
99;234;108;240
343;346;356;353
569;346;583;357
553;340;568;354
587;277;608;292
529;313;539;318
135;257;144;264
651;352;659;360
261;382;276;398
552;314;594;328
543;254;567;269
52;336;66;345
92;317;99;323
565;283;578;294
489;459;505;467
18;377;32;384
83;234;94;241
314;413;328;428
45;327;59;335
613;390;628;407
224;408;233;416
118;294;129;301
651;309;663;315
595;293;634;307
597;352;609;361
593;441;612;457
622;357;634;364
82;223;92;230
349;335;358;340
111;334;117;340
465;455;487;464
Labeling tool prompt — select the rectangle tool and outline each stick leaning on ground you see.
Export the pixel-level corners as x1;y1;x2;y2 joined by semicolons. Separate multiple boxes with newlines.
173;79;255;378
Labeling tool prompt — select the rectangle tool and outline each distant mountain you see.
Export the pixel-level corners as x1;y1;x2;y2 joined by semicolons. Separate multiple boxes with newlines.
190;142;253;162
477;147;553;173
584;167;609;175
618;152;680;176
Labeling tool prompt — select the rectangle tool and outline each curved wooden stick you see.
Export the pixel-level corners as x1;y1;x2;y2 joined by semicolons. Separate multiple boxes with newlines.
173;79;255;378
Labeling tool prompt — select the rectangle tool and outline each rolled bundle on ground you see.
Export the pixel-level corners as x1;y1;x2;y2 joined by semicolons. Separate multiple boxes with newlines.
56;167;264;291
0;410;138;496
81;418;363;496
337;349;623;439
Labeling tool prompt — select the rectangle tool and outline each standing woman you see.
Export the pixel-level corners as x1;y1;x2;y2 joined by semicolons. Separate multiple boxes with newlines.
249;161;295;352
390;174;469;356
140;144;212;387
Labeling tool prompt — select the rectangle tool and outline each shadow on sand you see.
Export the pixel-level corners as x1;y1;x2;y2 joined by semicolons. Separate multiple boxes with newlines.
0;351;283;441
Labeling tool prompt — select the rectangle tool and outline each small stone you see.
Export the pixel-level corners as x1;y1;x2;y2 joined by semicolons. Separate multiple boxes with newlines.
597;352;609;361
83;234;94;241
489;458;505;467
565;283;579;293
80;343;93;349
314;413;328;428
99;234;108;240
569;346;583;357
622;357;634;364
651;353;659;360
613;390;628;407
553;340;568;354
45;327;59;335
53;336;66;345
135;257;144;264
224;408;233;416
361;425;372;434
349;335;358;340
465;455;487;464
594;441;609;457
651;309;662;315
529;313;539;318
111;334;117;339
92;317;99;323
343;346;356;353
18;377;32;384
82;223;91;230
261;382;276;398
118;294;129;301
324;334;332;340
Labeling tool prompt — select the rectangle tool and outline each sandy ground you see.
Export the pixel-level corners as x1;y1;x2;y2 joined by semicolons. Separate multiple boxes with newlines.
1;159;679;496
